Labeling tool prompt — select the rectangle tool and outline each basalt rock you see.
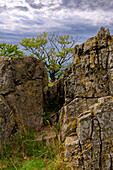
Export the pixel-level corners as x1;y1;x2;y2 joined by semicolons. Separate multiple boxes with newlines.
60;27;113;169
0;56;48;145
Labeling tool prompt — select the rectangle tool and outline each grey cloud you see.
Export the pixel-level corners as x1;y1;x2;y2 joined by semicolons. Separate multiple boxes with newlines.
29;3;43;9
0;30;37;45
25;0;61;10
50;6;62;11
0;21;3;24
64;23;98;36
25;0;34;3
1;22;113;47
1;0;113;47
15;6;29;11
0;32;21;44
25;0;44;9
61;0;80;9
62;0;76;7
53;22;97;35
21;18;44;26
61;0;113;11
0;5;7;12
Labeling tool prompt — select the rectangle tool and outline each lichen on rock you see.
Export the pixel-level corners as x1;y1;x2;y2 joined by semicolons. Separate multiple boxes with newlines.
0;56;48;146
0;27;113;169
60;27;113;169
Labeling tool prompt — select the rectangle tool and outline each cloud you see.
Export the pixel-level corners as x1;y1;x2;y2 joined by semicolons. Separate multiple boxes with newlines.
20;18;44;26
15;6;29;11
25;0;62;10
0;0;113;46
25;0;44;9
29;3;43;9
61;0;113;10
0;5;7;13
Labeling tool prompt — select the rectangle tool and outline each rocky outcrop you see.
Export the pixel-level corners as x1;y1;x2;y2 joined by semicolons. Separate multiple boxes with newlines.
63;96;113;169
43;77;64;112
60;27;113;169
0;56;48;145
0;27;113;169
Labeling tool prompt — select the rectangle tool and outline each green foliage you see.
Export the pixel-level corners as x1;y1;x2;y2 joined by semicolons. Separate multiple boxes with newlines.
0;43;24;58
20;32;77;82
21;159;47;170
20;32;48;60
41;111;52;126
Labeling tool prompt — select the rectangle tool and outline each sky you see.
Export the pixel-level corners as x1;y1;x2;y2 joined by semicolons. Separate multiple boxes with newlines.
0;0;113;48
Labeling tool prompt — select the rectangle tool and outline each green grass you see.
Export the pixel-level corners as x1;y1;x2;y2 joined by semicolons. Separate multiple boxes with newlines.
21;158;47;170
0;129;67;170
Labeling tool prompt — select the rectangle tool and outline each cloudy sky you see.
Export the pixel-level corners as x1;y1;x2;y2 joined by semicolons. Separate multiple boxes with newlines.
0;0;113;47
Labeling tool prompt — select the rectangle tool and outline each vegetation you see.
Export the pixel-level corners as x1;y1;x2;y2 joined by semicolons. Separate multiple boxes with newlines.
0;32;77;169
0;32;76;82
0;43;24;58
20;32;76;82
41;111;52;126
48;82;54;87
0;129;67;170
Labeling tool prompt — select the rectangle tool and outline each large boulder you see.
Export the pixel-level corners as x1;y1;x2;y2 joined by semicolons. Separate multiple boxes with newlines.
63;96;113;169
0;56;48;145
64;27;113;105
60;27;113;169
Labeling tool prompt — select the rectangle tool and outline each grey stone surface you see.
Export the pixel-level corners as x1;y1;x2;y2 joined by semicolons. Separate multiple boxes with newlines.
0;56;48;146
60;27;113;169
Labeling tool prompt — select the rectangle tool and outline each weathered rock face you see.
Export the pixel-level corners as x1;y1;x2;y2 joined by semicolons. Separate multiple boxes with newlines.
0;56;48;145
0;27;113;169
64;27;113;105
60;27;113;169
43;77;64;112
63;96;113;169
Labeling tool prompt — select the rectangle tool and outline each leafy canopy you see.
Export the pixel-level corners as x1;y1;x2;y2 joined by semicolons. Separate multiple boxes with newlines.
0;43;24;58
20;32;77;82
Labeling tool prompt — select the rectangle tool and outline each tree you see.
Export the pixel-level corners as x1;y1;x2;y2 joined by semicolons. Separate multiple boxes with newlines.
0;43;24;58
20;32;77;82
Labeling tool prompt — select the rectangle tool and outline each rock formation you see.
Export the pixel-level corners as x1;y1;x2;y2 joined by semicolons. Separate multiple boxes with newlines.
43;77;64;112
0;27;113;169
0;56;48;146
60;27;113;169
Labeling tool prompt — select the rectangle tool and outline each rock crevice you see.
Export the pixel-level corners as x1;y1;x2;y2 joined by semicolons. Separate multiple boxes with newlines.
0;27;113;169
